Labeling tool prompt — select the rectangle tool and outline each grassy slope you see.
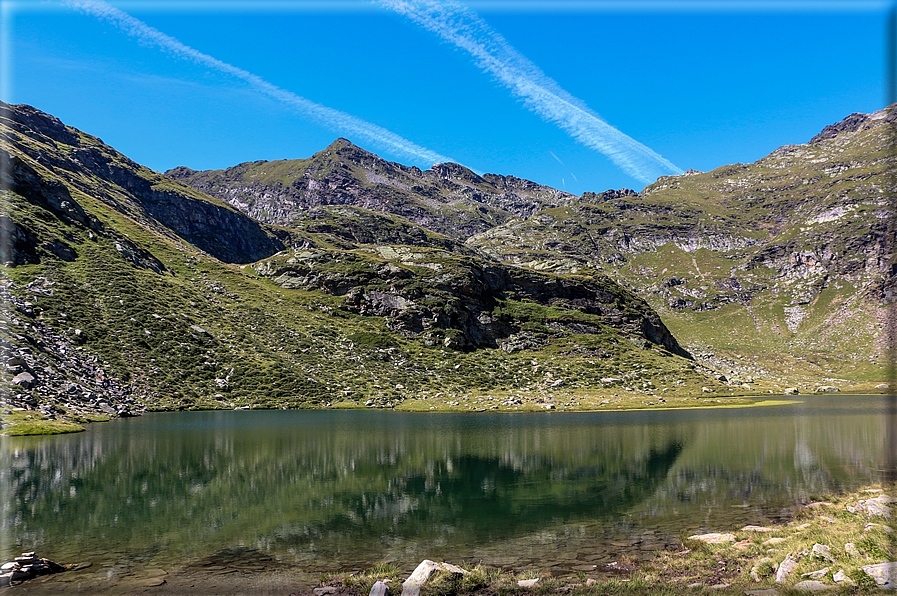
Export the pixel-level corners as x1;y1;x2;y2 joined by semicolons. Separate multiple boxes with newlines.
465;110;894;388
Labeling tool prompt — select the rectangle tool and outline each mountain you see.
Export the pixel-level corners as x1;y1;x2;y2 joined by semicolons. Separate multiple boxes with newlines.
176;105;896;388
166;138;575;240
1;102;716;435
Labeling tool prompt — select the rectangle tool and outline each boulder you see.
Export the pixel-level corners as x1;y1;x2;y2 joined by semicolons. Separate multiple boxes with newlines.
370;580;390;596
401;560;467;596
847;496;894;519
688;532;736;544
810;544;835;563
11;372;35;389
775;555;799;583
861;561;897;588
815;386;840;393
832;570;854;586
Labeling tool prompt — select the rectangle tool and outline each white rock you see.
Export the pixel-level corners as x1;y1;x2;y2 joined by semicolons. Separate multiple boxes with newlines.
844;543;862;558
763;537;786;546
801;567;829;579
688;532;736;544
517;578;540;588
775;555;799;583
742;525;776;532
861;561;897;588
401;560;468;596
832;570;854;586
370;580;390;596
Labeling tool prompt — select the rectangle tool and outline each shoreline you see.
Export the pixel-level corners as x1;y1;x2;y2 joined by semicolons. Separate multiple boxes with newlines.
5;392;892;436
10;485;894;595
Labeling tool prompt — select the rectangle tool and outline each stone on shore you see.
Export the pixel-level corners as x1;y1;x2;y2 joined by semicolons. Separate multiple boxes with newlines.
847;495;895;519
401;560;467;596
688;532;736;544
517;578;540;588
370;580;390;596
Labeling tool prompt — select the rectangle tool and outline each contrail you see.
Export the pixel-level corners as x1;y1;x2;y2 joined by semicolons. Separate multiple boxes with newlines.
61;0;456;168
378;0;682;184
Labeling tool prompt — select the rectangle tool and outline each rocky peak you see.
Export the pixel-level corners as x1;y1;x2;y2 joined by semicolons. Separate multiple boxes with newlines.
809;103;897;144
427;162;485;185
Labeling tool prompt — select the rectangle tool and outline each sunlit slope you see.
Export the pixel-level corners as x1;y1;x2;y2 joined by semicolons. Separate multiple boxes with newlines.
1;102;715;427
167;138;576;240
467;105;895;385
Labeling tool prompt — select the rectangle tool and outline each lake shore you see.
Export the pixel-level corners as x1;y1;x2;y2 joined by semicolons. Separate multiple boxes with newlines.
10;485;894;595
8;388;892;437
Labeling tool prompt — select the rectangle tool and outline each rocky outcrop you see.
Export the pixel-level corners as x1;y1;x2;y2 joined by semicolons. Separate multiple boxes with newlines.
2;102;284;264
168;138;576;240
254;246;689;356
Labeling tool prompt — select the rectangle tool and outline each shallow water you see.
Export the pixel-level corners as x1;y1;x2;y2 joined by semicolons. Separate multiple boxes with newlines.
1;394;892;590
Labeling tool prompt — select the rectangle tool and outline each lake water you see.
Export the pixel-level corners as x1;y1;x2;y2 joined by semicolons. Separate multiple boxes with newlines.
1;395;893;591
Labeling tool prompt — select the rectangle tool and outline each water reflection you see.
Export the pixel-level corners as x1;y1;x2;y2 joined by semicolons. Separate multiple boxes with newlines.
0;395;888;572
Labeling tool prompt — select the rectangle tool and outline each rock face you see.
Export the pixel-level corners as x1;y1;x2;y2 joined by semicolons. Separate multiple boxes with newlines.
169;105;897;372
167;138;576;240
254;246;689;356
2;102;284;264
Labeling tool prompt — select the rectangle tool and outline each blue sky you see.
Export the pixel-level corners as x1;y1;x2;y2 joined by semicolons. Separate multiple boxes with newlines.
3;0;893;195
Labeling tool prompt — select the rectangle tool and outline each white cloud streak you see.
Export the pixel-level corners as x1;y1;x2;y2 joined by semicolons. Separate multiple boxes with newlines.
378;0;682;183
60;0;456;167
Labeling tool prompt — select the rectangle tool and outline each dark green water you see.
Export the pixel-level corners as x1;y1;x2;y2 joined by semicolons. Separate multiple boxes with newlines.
1;395;891;578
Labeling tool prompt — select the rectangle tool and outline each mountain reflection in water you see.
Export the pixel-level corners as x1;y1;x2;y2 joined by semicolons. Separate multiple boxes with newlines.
2;395;888;572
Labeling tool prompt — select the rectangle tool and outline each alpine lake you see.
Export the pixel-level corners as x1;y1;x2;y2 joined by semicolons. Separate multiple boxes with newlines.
2;394;893;594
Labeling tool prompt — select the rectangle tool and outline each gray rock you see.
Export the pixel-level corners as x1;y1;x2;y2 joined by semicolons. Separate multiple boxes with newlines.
744;590;780;596
810;544;835;563
847;496;894;519
844;543;862;558
370;580;390;596
815;385;840;393
801;567;829;579
793;580;831;592
402;560;467;596
861;561;897;588
742;525;776;532
775;555;799;583
832;570;854;586
313;588;338;596
688;532;736;544
11;372;35;388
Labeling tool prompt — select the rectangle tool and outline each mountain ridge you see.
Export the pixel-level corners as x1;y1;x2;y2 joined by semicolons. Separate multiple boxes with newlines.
1;100;732;435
